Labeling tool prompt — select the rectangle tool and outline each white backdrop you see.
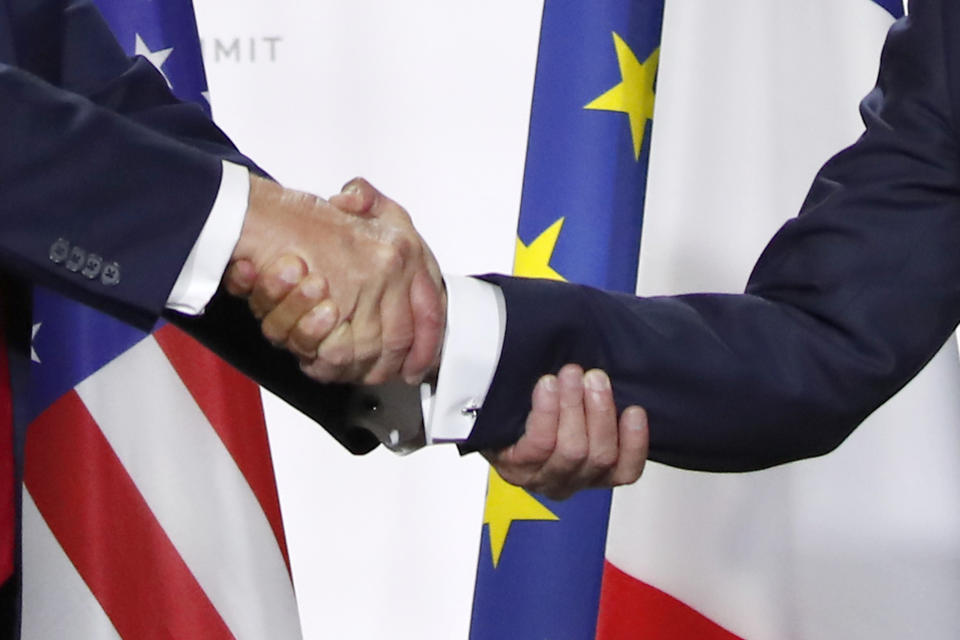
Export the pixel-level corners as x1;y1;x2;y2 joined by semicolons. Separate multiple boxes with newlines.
191;1;937;639
192;1;544;638
608;1;960;639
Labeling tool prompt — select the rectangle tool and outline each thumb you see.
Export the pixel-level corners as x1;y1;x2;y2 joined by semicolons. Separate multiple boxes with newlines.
401;269;446;383
329;177;378;216
224;259;257;297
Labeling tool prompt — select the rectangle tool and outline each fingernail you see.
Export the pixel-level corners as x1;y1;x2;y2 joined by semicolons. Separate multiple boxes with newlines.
233;260;255;282
532;376;559;411
584;369;610;391
342;182;360;194
558;364;583;387
280;264;302;285
310;301;336;322
301;277;325;299
540;375;558;393
624;406;646;431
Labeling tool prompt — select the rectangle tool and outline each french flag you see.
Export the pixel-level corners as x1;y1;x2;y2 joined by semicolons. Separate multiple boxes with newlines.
602;1;960;638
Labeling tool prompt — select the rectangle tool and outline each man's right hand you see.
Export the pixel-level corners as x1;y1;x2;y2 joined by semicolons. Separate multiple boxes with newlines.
225;175;445;385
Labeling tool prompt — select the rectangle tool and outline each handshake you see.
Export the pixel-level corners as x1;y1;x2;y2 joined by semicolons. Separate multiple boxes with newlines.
226;176;445;387
223;175;648;500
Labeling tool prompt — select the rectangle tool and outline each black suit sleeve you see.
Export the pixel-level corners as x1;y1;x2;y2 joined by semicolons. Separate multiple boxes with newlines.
169;294;381;455
0;58;225;330
467;0;960;472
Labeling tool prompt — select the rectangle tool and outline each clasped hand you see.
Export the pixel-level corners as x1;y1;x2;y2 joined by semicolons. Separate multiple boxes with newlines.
227;176;444;385
225;176;649;500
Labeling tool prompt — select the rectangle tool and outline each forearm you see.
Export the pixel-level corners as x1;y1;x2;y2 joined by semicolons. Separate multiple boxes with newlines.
0;62;224;328
470;0;960;470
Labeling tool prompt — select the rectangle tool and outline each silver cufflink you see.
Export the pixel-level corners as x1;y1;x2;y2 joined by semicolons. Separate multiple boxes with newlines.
460;400;481;419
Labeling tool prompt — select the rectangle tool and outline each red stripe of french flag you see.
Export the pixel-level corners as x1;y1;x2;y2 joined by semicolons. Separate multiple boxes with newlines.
596;561;743;640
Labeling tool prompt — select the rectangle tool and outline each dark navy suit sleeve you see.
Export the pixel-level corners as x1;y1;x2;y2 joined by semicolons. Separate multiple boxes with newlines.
467;0;960;472
0;0;379;453
0;0;257;330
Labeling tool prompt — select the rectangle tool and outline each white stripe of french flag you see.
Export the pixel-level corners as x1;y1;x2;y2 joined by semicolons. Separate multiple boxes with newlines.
596;2;960;639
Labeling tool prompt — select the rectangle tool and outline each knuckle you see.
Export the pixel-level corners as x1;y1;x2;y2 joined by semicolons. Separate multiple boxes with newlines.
383;230;418;267
287;341;316;361
260;322;285;345
591;449;619;470
591;402;616;419
497;468;526;488
248;300;266;321
298;321;325;342
373;243;405;272
542;487;572;501
362;358;400;385
628;461;647;484
352;333;382;362
260;281;287;305
345;346;378;377
382;329;414;356
555;441;588;468
524;479;546;495
352;320;381;346
288;328;320;355
518;437;556;465
299;359;334;382
318;346;350;367
389;231;416;255
612;464;645;488
225;274;251;297
363;365;395;386
362;369;388;385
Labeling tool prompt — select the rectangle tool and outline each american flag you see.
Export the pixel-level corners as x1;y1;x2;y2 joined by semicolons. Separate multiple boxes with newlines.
19;1;302;637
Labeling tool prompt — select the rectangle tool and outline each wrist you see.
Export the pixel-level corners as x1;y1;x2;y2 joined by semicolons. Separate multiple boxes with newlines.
232;174;283;265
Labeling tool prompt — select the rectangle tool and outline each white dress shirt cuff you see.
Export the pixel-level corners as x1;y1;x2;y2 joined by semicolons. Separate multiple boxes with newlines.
166;160;250;315
421;275;505;444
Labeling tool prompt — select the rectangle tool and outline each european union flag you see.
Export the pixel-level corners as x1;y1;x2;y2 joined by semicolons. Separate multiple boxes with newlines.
471;1;664;638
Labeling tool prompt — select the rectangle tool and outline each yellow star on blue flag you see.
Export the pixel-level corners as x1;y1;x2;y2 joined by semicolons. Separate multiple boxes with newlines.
483;470;559;568
585;33;659;160
470;3;665;639
514;218;566;281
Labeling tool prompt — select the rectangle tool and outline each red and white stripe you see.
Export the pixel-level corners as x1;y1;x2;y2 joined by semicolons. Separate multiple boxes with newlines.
22;326;301;639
